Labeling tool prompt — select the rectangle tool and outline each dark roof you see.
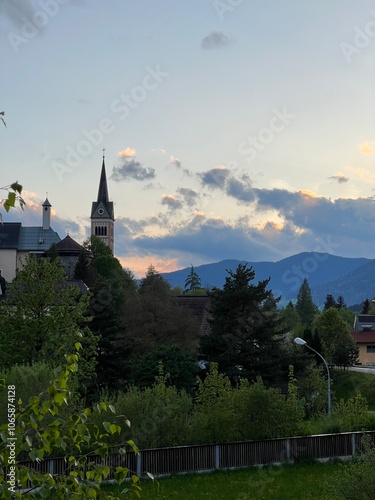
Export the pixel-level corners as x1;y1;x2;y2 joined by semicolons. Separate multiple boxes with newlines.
175;295;211;335
0;223;21;249
67;279;89;294
42;198;52;207
18;227;61;251
353;314;375;331
54;235;84;255
352;330;375;344
91;159;114;219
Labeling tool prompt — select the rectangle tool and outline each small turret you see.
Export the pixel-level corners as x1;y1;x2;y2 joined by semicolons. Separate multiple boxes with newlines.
42;198;52;230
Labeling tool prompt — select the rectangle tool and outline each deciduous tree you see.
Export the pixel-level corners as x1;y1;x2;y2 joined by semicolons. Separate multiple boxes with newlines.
0;256;97;388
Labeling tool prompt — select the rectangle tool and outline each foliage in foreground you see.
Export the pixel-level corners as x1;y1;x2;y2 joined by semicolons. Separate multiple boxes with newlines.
0;346;140;499
324;434;375;499
92;363;306;449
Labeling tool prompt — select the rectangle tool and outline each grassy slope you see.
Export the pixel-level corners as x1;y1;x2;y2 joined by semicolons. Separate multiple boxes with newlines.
331;369;375;410
103;462;339;499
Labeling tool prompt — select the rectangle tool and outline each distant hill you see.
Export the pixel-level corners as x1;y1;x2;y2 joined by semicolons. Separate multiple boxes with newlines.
311;259;375;307
162;252;371;307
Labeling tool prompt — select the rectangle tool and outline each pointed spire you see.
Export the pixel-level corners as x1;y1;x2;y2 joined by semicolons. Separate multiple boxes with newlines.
97;156;109;204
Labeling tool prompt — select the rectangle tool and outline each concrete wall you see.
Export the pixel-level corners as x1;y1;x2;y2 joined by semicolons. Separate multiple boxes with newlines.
0;249;17;282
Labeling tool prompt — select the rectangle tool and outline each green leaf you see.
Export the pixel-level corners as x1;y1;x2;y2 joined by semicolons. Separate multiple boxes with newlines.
99;402;107;412
109;423;120;435
10;182;22;194
102;421;111;433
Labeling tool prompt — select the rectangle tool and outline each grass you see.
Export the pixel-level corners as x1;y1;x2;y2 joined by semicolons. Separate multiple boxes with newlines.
331;369;375;410
102;461;343;499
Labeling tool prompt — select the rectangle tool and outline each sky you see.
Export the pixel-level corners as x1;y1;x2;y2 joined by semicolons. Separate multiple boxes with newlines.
1;0;375;277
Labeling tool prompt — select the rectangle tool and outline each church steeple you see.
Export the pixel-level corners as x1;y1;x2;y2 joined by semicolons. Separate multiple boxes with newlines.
97;156;110;207
90;152;114;252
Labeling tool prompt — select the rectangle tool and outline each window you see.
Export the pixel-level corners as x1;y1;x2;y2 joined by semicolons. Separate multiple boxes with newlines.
366;346;375;353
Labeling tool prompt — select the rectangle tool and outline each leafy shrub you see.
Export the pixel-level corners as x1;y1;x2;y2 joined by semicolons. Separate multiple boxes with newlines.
324;434;375;499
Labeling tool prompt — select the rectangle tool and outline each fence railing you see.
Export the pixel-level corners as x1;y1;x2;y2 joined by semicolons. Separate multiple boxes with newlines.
6;431;375;481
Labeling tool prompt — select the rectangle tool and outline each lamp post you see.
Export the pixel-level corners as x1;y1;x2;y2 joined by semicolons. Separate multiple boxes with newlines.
294;337;331;417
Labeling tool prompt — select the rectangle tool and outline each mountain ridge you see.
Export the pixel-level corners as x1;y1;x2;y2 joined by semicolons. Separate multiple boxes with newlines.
161;252;373;307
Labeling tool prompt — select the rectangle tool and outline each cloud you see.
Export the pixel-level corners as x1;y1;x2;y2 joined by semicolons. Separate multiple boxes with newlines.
198;167;256;204
111;158;155;182
168;155;193;176
199;166;230;190
117;255;180;278
254;188;375;240
226;175;255;203
176;187;199;207
151;148;166;155
329;175;349;183
170;156;181;169
201;31;234;50
0;0;35;27
359;141;375;155
118;148;136;158
346;166;375;184
161;194;183;211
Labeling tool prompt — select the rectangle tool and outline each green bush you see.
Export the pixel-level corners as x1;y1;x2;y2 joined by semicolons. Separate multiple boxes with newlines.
97;371;195;449
324;434;375;499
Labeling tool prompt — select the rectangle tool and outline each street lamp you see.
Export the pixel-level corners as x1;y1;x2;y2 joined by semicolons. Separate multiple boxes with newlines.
294;337;331;417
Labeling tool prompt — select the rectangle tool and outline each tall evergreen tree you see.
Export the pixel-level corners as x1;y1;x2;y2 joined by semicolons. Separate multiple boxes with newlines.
362;299;370;314
335;295;346;310
184;265;202;293
200;264;288;384
295;278;318;326
323;294;336;310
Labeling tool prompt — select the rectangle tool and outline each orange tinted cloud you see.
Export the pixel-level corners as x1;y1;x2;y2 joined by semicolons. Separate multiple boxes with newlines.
299;189;319;199
118;148;136;158
347;166;375;183
359;142;375;155
117;255;180;278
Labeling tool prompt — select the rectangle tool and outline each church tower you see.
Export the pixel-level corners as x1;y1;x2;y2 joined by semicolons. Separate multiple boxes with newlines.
90;153;114;252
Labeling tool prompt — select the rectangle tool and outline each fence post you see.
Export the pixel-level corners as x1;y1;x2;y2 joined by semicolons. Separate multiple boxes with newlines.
136;452;141;476
49;459;54;475
286;438;291;463
351;433;356;457
215;444;220;470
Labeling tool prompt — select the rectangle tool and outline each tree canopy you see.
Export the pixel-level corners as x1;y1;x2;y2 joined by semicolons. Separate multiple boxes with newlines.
200;263;289;384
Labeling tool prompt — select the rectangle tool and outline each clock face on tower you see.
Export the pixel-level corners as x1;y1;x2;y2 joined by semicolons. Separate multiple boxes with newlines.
98;208;104;216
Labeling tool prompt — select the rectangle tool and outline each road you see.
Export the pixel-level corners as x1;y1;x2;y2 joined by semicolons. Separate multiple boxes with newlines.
348;366;375;374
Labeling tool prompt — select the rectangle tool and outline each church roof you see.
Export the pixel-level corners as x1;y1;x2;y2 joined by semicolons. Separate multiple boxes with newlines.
91;158;114;219
175;295;211;335
54;234;84;255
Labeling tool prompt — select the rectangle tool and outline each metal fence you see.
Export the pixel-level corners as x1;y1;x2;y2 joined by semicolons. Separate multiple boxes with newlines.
6;431;375;481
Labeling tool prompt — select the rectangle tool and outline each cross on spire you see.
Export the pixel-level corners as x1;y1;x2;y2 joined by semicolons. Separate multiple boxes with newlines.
102;147;106;159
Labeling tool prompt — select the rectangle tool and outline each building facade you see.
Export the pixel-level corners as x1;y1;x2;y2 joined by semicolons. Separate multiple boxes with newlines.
0;198;60;282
